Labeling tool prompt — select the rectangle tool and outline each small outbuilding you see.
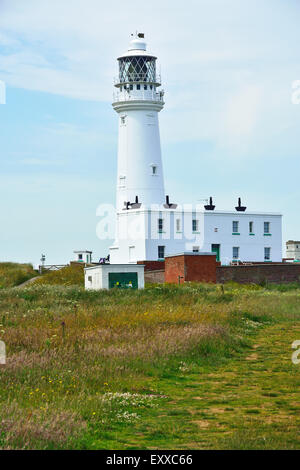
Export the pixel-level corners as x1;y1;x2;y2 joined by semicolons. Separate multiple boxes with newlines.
84;264;145;290
74;250;92;264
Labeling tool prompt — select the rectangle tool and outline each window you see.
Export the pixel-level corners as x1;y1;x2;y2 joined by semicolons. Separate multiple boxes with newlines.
193;246;199;253
137;84;140;90
192;219;199;232
232;247;239;259
129;84;133;90
158;218;164;232
232;221;239;233
249;221;254;233
121;116;126;125
150;85;153;90
158;246;165;259
176;219;181;232
119;175;126;188
144;85;147;90
78;254;83;260
152;165;157;175
264;222;270;234
120;86;122;92
264;247;271;261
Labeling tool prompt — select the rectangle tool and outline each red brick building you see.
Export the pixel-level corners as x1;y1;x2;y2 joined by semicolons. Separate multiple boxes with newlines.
165;252;217;284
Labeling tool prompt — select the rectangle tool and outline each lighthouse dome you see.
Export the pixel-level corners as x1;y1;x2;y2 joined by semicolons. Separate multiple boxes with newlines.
128;36;147;52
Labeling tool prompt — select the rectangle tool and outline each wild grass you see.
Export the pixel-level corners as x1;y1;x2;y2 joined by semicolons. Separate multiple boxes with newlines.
0;281;299;449
34;263;84;286
0;262;38;289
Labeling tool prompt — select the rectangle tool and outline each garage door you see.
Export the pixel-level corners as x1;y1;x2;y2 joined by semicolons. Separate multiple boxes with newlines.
109;272;138;289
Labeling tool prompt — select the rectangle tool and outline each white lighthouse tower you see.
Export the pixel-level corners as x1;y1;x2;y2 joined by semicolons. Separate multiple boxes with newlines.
110;33;168;263
113;33;165;210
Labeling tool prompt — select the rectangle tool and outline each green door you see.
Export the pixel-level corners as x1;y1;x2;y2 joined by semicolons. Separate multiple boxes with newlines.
211;244;220;262
109;272;138;289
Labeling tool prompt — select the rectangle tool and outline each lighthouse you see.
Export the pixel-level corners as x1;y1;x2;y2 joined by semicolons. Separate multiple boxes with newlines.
112;33;165;211
109;33;282;266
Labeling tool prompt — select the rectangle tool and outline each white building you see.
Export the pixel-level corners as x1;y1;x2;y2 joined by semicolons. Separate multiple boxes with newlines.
85;264;145;290
286;241;300;261
109;34;282;265
74;250;92;264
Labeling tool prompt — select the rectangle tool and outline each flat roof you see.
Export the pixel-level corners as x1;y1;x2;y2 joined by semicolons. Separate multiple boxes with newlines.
117;208;282;216
85;264;145;271
165;252;216;258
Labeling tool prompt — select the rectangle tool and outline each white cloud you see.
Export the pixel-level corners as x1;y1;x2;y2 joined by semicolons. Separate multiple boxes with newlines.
1;0;300;152
217;85;263;154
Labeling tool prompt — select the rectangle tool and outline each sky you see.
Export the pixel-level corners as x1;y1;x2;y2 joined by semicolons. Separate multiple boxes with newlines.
0;0;300;267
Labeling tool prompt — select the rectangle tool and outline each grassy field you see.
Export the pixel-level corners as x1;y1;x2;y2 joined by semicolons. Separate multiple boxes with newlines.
0;262;38;289
0;267;299;449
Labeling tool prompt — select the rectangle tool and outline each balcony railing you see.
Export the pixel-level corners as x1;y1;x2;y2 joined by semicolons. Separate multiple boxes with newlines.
113;89;165;103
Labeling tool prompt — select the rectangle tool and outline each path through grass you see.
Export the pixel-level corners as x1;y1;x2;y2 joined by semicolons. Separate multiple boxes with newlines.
0;282;299;449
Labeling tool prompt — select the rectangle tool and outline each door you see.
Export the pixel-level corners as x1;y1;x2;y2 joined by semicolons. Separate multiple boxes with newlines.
211;244;220;262
109;272;138;289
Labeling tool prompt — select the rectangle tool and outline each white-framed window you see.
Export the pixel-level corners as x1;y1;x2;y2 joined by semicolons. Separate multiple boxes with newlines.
249;221;254;233
152;165;157;175
192;219;199;232
158;218;164;232
232;247;239;259
264;247;271;261
176;218;181;232
264;222;270;234
193;246;199;253
233;221;239;233
120;115;126;125
158;246;165;259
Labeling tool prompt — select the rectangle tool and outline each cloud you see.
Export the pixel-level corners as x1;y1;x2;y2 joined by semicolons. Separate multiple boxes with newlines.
1;0;300;153
217;85;263;154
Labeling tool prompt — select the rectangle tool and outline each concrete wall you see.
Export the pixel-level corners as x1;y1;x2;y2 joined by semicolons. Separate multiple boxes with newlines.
217;264;300;284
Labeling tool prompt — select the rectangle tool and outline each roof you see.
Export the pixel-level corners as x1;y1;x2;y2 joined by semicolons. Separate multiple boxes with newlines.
165;252;216;258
